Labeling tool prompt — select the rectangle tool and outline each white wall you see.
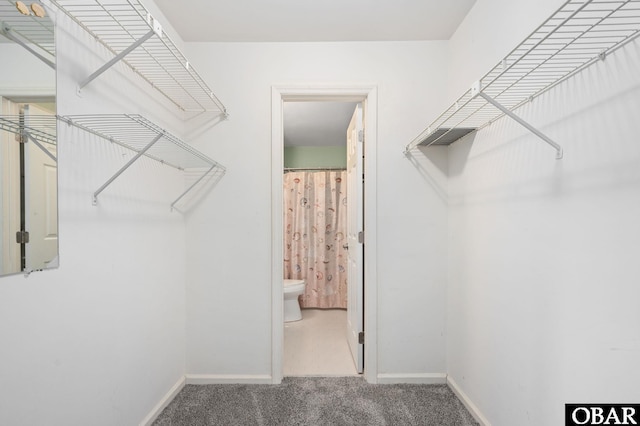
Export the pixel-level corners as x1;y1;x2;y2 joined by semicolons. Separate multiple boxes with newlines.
182;41;451;380
0;5;189;425
0;44;54;97
446;0;640;424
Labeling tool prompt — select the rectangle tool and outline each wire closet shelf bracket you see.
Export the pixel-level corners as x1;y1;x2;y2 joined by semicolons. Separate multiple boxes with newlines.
0;115;57;162
50;0;227;116
404;0;640;159
0;0;56;69
60;114;226;210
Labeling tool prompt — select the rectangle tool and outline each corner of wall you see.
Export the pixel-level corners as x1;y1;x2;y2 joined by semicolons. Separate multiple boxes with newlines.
447;375;491;426
139;376;186;426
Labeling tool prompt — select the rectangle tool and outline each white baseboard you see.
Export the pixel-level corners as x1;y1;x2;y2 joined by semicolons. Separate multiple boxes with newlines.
446;376;491;426
185;374;274;385
139;376;186;426
376;373;447;384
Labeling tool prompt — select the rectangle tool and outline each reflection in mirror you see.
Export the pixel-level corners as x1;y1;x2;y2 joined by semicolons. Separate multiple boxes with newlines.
0;0;57;277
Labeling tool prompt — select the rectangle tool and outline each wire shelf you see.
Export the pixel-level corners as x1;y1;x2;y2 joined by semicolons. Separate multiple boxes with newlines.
0;114;57;145
60;114;223;170
0;0;55;63
60;114;226;207
405;0;640;152
50;0;226;115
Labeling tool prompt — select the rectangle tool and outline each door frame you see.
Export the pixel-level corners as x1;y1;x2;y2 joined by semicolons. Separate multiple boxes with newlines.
271;84;378;384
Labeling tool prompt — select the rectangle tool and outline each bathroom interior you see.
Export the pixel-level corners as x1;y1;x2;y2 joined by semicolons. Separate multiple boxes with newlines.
282;100;360;376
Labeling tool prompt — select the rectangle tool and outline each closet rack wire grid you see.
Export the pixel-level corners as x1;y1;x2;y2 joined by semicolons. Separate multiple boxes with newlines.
404;0;640;156
0;0;55;65
49;0;226;115
0;115;57;146
59;114;226;207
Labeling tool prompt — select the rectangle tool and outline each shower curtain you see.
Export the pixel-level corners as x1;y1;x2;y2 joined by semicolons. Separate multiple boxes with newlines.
283;170;348;309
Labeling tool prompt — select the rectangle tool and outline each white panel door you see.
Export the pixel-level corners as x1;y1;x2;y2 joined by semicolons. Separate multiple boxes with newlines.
0;98;22;274
24;104;58;271
346;103;364;373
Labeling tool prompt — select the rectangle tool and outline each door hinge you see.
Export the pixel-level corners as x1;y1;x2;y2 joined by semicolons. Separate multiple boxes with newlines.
358;130;364;142
358;331;365;345
16;231;29;244
358;231;364;244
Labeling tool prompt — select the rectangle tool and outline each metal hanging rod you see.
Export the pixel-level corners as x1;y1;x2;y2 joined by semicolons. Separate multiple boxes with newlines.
405;0;640;157
50;0;227;116
59;114;226;208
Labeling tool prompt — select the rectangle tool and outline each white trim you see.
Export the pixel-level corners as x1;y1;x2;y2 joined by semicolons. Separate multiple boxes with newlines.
271;84;378;384
0;87;55;100
271;86;285;384
138;375;186;426
285;373;362;378
185;374;274;385
376;373;447;385
362;86;378;384
447;376;492;426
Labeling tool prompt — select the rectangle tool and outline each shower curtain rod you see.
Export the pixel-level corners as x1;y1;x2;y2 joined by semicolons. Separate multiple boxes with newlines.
284;167;346;172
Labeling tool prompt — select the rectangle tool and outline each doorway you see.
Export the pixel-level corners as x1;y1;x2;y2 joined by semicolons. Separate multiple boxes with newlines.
271;85;378;384
282;100;357;376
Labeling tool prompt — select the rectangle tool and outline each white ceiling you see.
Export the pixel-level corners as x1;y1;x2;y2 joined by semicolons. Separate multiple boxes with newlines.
153;0;477;147
284;102;358;147
154;0;477;42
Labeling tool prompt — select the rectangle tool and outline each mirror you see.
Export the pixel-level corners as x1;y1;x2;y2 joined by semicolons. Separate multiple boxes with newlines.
0;0;57;277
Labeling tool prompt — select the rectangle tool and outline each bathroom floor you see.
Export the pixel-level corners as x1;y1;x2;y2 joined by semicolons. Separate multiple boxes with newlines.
284;308;358;376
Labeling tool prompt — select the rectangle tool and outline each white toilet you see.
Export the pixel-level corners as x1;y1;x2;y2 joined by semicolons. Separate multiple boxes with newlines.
283;279;306;322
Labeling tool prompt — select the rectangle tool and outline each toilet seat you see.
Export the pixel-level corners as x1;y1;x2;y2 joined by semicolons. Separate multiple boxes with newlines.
284;279;305;294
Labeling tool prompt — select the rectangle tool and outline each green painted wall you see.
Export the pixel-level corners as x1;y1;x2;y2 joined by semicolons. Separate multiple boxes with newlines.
284;146;347;169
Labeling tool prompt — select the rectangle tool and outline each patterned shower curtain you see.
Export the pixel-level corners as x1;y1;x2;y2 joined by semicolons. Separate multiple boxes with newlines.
283;170;348;309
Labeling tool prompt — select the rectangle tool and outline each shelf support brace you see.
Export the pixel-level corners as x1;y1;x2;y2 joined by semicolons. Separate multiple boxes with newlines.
0;22;55;70
24;132;57;163
93;132;164;205
170;164;217;211
474;85;563;159
79;29;156;91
